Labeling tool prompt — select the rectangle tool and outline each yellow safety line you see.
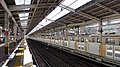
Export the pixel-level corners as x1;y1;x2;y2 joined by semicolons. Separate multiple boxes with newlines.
18;48;24;50
14;47;24;67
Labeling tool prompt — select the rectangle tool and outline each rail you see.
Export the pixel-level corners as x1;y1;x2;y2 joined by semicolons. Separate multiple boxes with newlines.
27;40;51;67
27;39;116;67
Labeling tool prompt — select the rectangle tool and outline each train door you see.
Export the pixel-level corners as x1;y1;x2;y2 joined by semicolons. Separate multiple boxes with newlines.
78;42;84;51
69;36;75;49
114;46;120;59
106;38;115;58
78;38;85;51
88;42;100;55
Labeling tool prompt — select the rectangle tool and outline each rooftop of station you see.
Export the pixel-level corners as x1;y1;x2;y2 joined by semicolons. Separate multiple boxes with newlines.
0;0;119;36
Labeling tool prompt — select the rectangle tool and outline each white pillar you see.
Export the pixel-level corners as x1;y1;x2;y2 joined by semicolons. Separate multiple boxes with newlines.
13;23;17;42
4;11;9;55
99;21;103;56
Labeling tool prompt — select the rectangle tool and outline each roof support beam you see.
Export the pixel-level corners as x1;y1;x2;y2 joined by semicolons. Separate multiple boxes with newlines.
9;4;35;11
59;4;75;12
96;3;120;15
69;16;85;22
12;11;33;14
0;14;4;17
9;3;57;11
27;0;41;34
15;16;31;19
0;0;21;31
59;4;101;22
75;11;101;22
17;19;31;22
0;18;4;20
62;19;73;24
56;22;66;25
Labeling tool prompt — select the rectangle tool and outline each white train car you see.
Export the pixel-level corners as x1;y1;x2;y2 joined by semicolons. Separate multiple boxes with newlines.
90;34;120;59
77;42;85;51
31;33;120;60
88;43;100;55
63;40;69;47
69;41;75;49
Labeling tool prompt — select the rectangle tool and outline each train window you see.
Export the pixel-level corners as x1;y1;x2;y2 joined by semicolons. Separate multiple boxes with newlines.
64;42;67;46
71;37;75;41
97;38;100;43
78;45;80;49
89;40;91;42
105;33;107;35
115;47;120;57
65;38;67;40
81;38;84;42
107;38;115;44
92;38;94;42
105;38;108;43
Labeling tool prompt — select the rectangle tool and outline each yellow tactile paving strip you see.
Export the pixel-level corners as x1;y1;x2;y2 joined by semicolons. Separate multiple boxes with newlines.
14;47;24;67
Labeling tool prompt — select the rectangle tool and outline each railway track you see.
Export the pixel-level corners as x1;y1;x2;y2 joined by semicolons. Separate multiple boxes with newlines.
27;39;114;67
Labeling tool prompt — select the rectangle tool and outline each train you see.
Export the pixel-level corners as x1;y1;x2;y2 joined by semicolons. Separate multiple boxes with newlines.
29;24;120;61
29;34;120;61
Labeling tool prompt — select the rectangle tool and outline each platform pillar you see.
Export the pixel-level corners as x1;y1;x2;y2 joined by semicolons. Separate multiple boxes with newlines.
50;32;52;44
65;26;69;47
4;11;10;55
53;30;55;45
62;29;64;46
13;23;17;46
0;27;2;44
99;20;103;56
75;27;79;49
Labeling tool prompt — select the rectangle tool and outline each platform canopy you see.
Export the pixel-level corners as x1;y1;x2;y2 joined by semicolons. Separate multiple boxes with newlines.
29;0;120;35
0;0;62;33
0;0;120;35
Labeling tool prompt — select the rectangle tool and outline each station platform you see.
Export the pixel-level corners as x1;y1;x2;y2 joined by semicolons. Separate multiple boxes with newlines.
2;39;35;67
0;41;16;66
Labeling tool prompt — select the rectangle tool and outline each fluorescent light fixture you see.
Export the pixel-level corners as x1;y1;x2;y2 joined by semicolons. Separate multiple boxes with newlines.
24;8;30;10
20;17;28;20
46;6;61;19
38;19;52;26
21;22;27;26
25;0;31;4
61;0;77;6
69;0;91;9
38;19;46;26
15;0;24;5
15;0;31;27
111;20;120;24
15;0;31;5
51;9;70;20
44;20;52;26
19;13;29;17
86;23;99;28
